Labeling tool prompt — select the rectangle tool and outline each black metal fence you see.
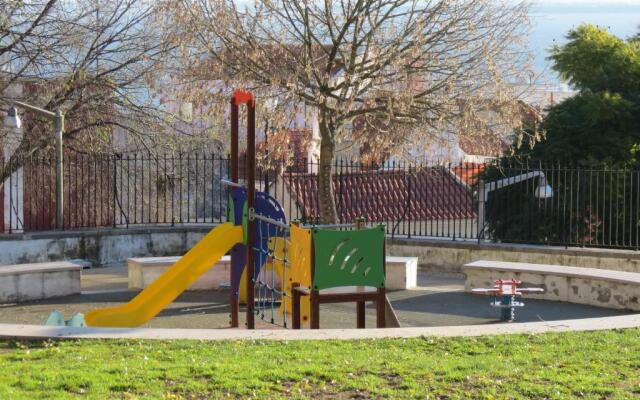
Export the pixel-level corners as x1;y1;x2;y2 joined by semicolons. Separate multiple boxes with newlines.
110;153;229;227
482;163;640;250
280;158;480;240
2;152;640;250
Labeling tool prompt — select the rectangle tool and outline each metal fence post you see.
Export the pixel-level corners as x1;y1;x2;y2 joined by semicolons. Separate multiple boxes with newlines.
407;164;412;239
54;110;64;229
113;155;118;228
477;179;486;243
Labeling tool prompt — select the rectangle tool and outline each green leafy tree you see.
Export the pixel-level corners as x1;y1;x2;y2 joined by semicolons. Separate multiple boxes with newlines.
483;25;640;247
529;25;640;167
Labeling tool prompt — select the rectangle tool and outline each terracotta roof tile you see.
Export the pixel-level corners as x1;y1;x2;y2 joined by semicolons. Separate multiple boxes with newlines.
285;168;476;222
452;162;485;186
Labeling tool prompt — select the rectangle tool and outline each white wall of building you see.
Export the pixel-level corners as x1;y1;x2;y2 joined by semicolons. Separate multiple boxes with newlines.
2;83;25;232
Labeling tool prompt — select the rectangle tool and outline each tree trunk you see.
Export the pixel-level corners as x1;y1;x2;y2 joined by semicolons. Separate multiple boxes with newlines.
318;118;338;224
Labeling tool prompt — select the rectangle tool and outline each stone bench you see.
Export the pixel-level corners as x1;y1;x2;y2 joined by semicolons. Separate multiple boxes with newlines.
128;256;232;290
385;256;418;290
0;261;84;303
128;255;418;291
463;260;640;311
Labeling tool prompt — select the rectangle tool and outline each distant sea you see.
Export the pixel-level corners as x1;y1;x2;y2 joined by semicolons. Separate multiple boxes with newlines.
530;2;640;86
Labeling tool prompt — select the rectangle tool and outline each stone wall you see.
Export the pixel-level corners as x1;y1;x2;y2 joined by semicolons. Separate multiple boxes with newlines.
2;226;640;272
463;261;640;311
387;238;640;274
0;226;211;266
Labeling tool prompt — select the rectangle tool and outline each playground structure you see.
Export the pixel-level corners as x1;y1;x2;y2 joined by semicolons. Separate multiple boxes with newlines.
78;90;392;330
289;221;387;329
472;279;545;322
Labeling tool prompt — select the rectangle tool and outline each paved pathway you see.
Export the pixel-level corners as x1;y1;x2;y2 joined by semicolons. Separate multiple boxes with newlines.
2;314;639;341
0;266;633;331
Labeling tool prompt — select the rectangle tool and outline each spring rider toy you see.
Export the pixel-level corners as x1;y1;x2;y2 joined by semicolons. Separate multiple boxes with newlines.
472;279;544;322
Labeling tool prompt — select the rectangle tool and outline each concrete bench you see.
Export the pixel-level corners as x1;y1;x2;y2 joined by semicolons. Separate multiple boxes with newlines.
463;260;640;311
128;255;418;291
128;256;232;290
385;256;418;290
0;261;84;303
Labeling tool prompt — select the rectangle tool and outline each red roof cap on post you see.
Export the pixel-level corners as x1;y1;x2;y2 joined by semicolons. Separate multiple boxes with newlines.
232;89;254;106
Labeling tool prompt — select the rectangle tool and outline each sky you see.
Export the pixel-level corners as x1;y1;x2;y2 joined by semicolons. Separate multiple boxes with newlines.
530;0;640;85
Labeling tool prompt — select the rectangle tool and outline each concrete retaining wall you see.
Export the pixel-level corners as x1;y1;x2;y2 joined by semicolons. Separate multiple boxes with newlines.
387;238;640;274
463;261;640;311
2;226;640;273
0;226;211;267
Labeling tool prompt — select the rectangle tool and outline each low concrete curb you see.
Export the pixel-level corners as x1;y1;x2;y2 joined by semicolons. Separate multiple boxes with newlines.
1;314;638;341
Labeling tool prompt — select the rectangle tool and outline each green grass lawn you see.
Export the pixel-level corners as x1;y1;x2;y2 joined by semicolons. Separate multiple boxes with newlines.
1;329;639;399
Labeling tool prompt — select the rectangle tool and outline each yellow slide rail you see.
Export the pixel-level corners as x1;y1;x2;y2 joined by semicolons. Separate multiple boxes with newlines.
85;223;243;327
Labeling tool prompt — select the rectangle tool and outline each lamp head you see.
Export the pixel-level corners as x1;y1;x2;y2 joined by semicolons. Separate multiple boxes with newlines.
534;176;553;199
3;106;22;129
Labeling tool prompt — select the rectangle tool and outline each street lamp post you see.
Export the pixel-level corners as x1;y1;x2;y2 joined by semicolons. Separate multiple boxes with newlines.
477;171;553;241
2;98;65;229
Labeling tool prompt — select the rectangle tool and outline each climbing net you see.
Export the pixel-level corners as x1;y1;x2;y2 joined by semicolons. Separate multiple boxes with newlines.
251;212;291;327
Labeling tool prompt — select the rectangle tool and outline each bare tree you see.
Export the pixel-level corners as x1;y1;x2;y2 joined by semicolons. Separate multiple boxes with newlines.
0;0;173;184
163;0;533;222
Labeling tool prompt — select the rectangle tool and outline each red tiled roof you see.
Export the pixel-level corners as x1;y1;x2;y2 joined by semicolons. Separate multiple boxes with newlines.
285;168;476;222
452;162;485;186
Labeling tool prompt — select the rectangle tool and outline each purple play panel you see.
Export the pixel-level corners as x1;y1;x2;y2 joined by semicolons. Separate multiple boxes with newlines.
229;188;287;301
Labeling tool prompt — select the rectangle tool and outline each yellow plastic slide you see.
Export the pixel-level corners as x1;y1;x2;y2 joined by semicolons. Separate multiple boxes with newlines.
85;223;243;327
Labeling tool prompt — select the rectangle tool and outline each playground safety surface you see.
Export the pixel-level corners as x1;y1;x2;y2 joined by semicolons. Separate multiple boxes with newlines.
0;265;631;330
